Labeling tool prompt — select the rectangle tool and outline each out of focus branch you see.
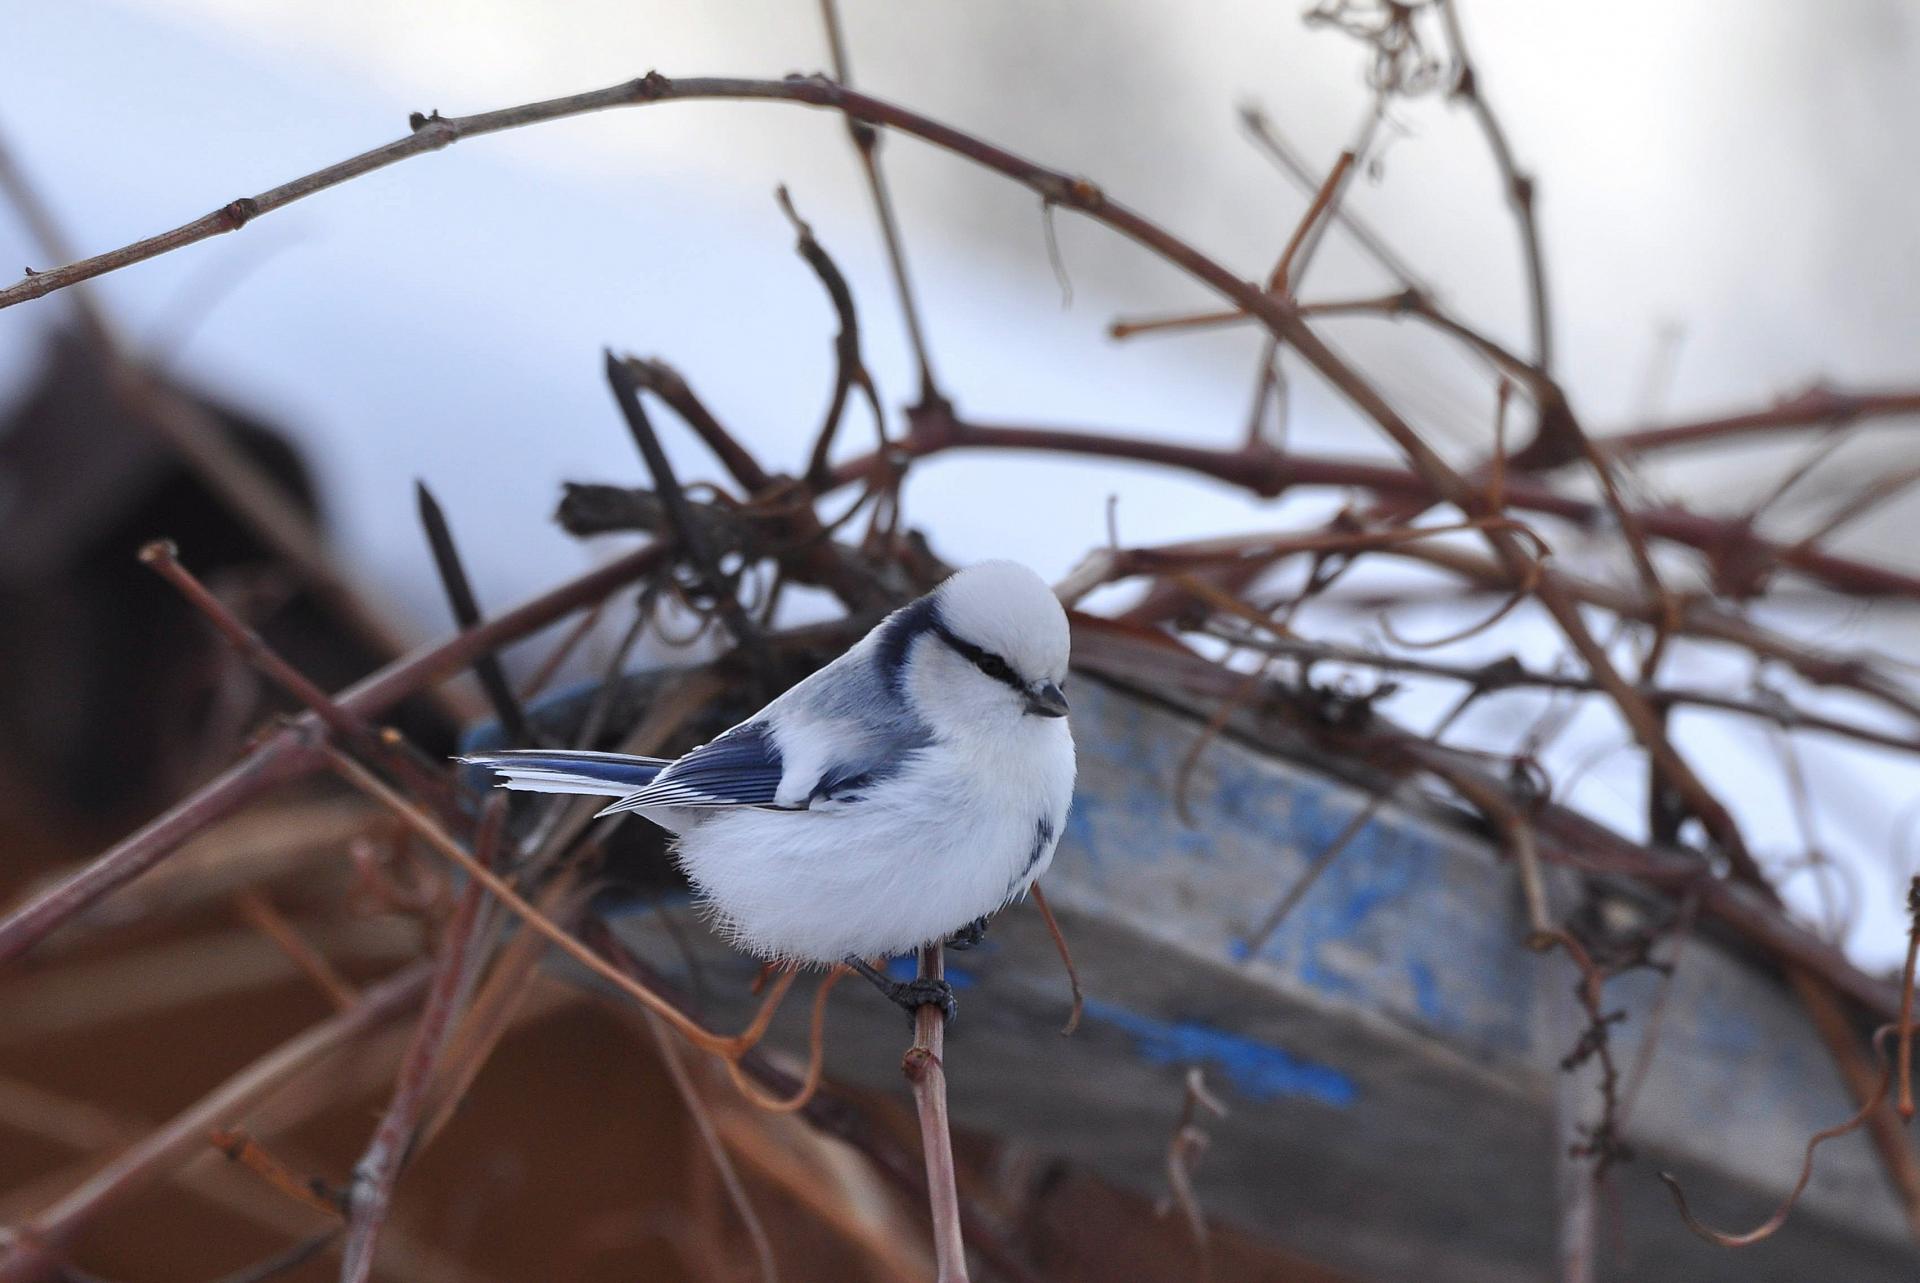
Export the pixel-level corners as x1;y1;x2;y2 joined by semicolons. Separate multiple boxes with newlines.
0;964;431;1283
0;541;665;967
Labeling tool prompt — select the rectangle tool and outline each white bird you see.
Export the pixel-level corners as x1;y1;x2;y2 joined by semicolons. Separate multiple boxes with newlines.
461;560;1076;1018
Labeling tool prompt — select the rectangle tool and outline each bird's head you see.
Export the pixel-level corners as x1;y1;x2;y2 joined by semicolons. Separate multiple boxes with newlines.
888;560;1071;733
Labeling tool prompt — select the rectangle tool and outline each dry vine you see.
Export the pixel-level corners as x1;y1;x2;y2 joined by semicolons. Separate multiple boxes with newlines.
2;2;1919;1279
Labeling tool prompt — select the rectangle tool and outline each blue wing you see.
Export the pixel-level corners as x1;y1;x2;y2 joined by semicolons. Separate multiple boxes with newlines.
599;722;788;814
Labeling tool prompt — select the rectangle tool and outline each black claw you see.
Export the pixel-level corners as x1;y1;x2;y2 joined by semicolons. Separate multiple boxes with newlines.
844;957;960;1027
890;976;959;1026
945;916;990;950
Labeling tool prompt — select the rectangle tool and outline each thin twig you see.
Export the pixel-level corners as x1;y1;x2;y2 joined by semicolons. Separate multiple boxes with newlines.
326;746;795;1062
414;480;531;743
0;541;665;968
817;0;943;406
206;1128;345;1221
1661;1027;1900;1247
774;184;885;487
338;797;503;1283
604;351;770;675
1027;882;1084;1036
0;965;430;1283
641;1011;781;1283
233;891;359;1011
902;942;969;1283
139;539;451;809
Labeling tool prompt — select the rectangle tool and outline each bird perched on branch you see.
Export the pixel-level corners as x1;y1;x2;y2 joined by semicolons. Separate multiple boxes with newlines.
462;560;1075;1021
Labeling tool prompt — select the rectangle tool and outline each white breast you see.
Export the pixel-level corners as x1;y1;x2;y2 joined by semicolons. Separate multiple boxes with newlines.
667;718;1075;964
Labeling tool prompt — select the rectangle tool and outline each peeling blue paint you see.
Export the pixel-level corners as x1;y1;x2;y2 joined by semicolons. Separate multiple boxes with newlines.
883;957;979;989
1408;960;1445;1027
1082;997;1357;1107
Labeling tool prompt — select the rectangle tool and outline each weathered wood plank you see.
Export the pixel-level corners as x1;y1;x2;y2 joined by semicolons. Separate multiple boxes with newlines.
606;675;1912;1281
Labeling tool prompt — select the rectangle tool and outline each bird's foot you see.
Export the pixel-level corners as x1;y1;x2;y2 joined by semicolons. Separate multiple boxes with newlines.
888;976;958;1026
945;916;990;950
846;958;959;1027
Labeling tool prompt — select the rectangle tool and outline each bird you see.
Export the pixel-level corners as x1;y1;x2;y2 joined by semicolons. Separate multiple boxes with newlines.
460;560;1076;1021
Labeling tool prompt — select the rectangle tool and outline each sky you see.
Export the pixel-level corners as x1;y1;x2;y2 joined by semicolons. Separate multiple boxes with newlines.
3;0;1918;964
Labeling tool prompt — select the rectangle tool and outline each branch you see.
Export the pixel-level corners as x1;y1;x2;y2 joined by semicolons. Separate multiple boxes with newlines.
0;964;431;1283
831;409;1920;600
1068;623;1904;1023
414;481;531;744
0;541;665;967
903;943;968;1282
338;799;501;1283
1607;386;1920;458
817;0;944;406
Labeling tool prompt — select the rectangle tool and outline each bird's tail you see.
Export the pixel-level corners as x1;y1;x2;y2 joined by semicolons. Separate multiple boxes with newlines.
457;749;670;798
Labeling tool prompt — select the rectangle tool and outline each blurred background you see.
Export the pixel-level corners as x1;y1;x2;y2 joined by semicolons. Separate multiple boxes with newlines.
8;0;1920;961
3;2;1920;1280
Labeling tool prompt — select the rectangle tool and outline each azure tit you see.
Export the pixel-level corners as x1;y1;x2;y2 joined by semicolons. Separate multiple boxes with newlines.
462;560;1077;1020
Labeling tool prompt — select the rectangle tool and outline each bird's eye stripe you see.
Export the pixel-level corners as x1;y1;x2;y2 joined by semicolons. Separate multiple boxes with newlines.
933;625;1023;691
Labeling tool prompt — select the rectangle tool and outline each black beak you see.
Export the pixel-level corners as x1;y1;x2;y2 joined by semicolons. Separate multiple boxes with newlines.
1025;681;1069;718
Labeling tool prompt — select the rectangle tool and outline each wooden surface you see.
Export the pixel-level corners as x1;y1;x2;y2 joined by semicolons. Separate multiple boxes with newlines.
610;674;1914;1282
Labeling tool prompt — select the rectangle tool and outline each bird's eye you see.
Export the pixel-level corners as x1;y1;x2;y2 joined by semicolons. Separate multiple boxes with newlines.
977;653;1015;683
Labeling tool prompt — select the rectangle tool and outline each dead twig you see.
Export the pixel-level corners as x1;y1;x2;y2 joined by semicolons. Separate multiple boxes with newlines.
0;541;664;967
775;184;885;488
1661;1027;1901;1247
338;797;503;1283
901;942;969;1283
232;891;359;1011
1027;882;1084;1036
414;480;531;744
1155;1068;1228;1281
0;965;431;1283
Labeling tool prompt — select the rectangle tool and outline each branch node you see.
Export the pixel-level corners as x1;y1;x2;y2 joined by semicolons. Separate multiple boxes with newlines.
219;197;259;230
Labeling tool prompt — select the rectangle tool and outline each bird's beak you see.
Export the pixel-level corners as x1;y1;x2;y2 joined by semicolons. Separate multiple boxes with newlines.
1025;681;1069;718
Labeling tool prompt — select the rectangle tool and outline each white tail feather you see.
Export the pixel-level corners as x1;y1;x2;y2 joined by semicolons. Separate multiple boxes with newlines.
481;766;638;798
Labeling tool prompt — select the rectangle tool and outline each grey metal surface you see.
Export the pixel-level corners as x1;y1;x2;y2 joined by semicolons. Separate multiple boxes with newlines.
613;675;1913;1281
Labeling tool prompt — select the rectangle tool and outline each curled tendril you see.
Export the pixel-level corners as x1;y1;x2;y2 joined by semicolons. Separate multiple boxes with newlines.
1660;1025;1900;1247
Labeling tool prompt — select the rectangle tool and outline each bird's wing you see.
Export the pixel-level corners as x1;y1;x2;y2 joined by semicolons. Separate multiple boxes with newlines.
598;722;788;814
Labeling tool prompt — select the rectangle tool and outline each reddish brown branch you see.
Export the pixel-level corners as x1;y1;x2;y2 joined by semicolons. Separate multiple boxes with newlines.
140;538;454;812
1608;387;1920;459
0;541;664;967
1660;1028;1900;1247
0;965;431;1283
902;942;969;1283
1027;881;1084;1035
338;798;502;1283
